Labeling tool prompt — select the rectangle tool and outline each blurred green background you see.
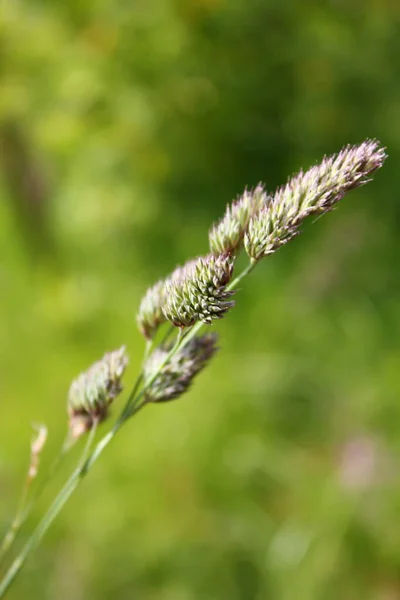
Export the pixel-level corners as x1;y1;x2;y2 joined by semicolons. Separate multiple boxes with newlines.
1;0;400;598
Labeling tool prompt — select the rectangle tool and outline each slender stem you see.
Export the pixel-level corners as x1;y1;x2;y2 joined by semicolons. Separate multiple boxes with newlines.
25;434;74;518
227;258;257;291
114;374;144;428
123;330;184;419
0;475;78;597
0;424;99;597
0;399;153;599
0;479;30;568
159;325;176;346
0;261;257;597
143;339;153;364
0;436;72;568
78;419;99;470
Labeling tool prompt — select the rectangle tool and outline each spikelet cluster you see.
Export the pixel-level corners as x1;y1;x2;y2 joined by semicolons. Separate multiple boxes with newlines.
137;280;167;340
144;334;218;402
68;346;128;438
162;254;235;328
137;141;385;336
209;185;269;255
245;140;387;260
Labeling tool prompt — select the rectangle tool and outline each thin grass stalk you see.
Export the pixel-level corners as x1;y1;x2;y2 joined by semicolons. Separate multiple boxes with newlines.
0;421;99;597
0;436;73;568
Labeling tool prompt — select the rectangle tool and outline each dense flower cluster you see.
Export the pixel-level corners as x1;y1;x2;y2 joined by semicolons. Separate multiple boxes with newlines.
209;185;269;255
136;140;386;340
136;280;167;340
68;346;128;438
245;140;386;260
162;254;236;328
144;334;219;402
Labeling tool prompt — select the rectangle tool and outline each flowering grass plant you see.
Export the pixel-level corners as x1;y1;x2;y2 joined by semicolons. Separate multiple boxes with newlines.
0;140;386;596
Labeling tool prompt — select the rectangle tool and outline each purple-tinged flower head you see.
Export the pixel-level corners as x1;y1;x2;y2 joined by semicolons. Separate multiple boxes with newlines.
245;140;387;261
162;254;236;328
144;333;219;402
68;346;128;438
137;280;167;340
209;184;269;255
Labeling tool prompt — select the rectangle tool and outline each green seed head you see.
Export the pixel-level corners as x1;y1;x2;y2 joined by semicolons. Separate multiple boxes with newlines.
137;280;167;339
68;346;128;437
162;254;236;328
209;184;269;255
144;333;219;402
245;140;387;261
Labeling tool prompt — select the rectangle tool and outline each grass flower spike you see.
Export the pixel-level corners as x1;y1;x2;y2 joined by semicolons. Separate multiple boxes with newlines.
245;140;387;260
162;254;236;328
68;346;128;438
0;139;387;598
144;334;219;402
137;280;167;339
209;184;268;255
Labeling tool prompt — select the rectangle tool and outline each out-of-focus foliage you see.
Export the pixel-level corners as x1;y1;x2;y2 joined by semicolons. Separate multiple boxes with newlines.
1;0;400;598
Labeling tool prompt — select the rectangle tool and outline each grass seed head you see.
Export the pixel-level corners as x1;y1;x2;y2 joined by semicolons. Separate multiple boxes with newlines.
137;280;167;340
68;346;128;438
245;140;387;261
209;184;269;255
144;333;219;402
162;254;236;328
